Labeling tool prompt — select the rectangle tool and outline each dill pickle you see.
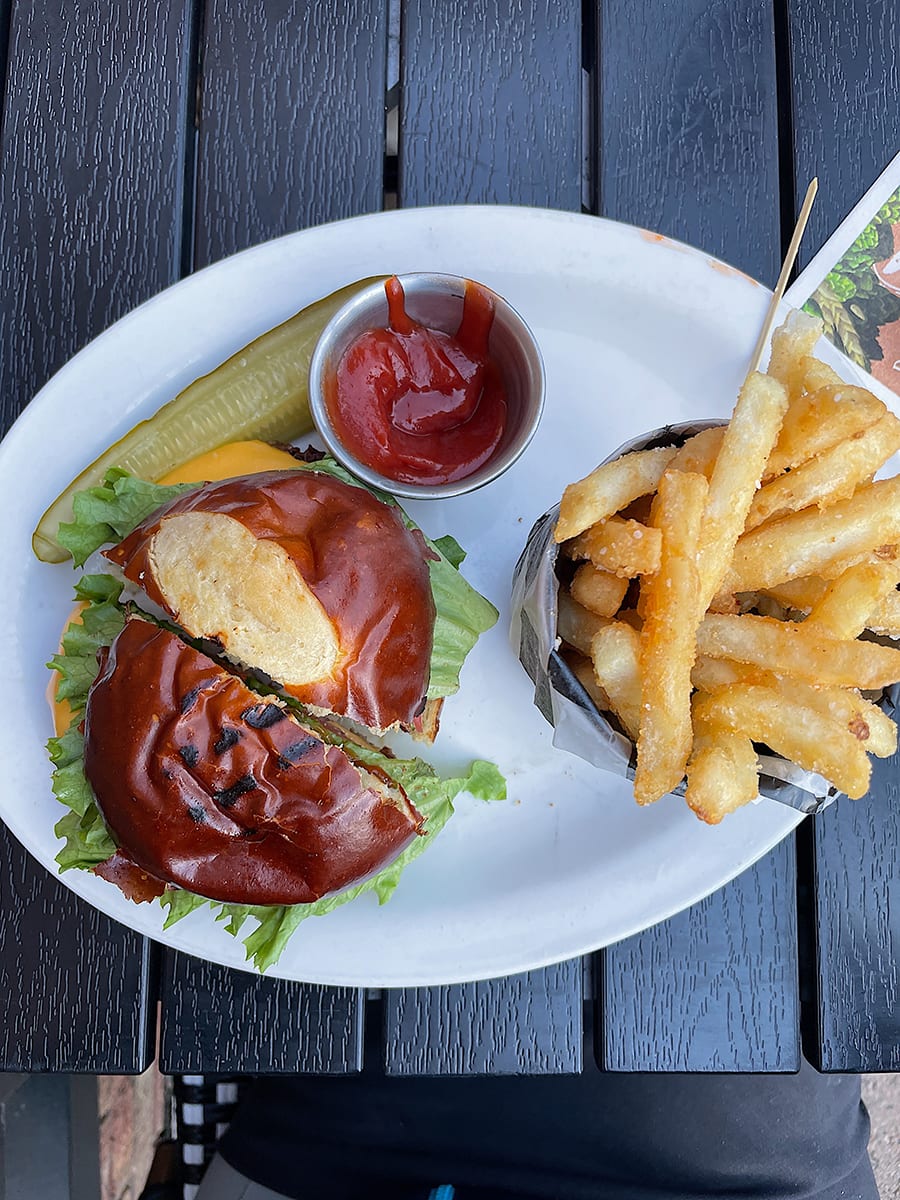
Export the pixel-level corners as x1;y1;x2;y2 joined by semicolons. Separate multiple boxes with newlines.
33;276;385;563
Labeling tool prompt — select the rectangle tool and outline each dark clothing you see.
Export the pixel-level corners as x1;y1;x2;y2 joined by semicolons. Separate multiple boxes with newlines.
218;1057;875;1200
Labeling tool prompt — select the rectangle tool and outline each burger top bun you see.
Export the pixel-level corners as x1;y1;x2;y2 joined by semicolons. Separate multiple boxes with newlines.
106;470;436;734
83;618;423;906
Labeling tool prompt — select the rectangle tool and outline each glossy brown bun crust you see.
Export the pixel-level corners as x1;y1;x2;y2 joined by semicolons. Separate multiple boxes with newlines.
83;619;422;906
106;470;436;733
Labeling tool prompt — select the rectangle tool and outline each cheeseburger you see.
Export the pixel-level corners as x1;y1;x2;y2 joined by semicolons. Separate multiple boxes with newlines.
71;465;490;910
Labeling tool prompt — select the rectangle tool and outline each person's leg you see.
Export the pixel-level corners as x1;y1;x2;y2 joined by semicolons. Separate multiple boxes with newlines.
204;1059;875;1200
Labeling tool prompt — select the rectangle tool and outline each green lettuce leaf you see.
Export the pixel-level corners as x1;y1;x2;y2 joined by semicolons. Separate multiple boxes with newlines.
57;468;195;567
46;575;126;711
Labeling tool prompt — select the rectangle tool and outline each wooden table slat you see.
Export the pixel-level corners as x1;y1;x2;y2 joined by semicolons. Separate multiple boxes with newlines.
787;0;900;274
399;0;582;209
384;961;584;1075
810;759;900;1072
0;0;196;429
0;0;196;1071
159;954;364;1073
0;827;157;1072
600;840;800;1071
594;0;781;285
193;0;388;268
785;0;900;1071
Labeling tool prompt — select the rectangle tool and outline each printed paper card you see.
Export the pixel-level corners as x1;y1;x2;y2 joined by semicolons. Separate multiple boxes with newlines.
786;152;900;403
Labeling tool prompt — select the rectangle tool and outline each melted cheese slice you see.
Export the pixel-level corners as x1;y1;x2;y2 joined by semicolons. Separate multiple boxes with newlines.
158;440;301;485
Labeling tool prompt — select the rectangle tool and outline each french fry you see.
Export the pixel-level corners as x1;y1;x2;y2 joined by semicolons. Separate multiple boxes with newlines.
685;710;759;824
570;562;629;617
550;310;900;820
763;383;886;479
668;426;725;478
693;685;872;798
692;657;897;758
557;590;611;657
634;470;708;804
567;517;662;578
805;562;900;640
820;541;900;582
760;577;827;612
765;309;823;393
554;446;677;542
692;655;778;692
746;413;900;531
718;475;900;597
795;354;846;393
696;372;788;609
615;608;643;631
867;588;900;638
562;650;610;712
590;621;642;741
696;612;900;690
763;574;900;637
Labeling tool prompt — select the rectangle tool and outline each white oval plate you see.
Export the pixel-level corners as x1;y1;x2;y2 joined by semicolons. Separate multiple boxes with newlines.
0;206;807;986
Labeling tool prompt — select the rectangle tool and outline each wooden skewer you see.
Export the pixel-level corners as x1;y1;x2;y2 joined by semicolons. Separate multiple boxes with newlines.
747;177;818;375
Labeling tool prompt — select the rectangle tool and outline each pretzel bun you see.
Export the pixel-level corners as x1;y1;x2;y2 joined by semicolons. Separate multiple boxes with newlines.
105;469;436;733
83;619;422;905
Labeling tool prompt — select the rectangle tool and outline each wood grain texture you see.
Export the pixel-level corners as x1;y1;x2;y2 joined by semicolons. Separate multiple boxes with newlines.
787;0;900;269
0;0;194;1072
398;0;582;208
0;826;156;1072
159;953;363;1073
193;0;387;267
809;758;900;1072
593;0;781;284
383;961;584;1075
601;840;800;1071
0;0;194;429
785;0;900;1070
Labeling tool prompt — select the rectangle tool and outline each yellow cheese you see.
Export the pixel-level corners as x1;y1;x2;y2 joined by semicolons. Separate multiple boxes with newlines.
158;439;302;485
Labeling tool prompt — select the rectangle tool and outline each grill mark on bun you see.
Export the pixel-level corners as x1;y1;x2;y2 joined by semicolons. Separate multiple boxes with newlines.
178;744;200;768
213;772;259;809
213;726;241;754
277;737;319;769
241;703;286;729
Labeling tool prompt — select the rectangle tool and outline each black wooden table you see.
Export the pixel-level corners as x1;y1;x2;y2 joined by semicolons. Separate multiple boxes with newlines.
1;0;898;1078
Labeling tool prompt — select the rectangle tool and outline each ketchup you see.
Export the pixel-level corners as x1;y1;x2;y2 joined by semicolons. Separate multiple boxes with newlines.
325;276;508;485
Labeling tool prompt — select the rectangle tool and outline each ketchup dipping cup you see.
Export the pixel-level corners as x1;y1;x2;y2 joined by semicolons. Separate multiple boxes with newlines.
308;272;545;500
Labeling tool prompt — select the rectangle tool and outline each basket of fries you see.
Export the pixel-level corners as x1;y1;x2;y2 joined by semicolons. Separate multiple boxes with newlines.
511;311;900;823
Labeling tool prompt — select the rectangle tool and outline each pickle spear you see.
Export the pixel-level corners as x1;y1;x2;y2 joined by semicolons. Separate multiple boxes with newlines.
33;276;385;563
